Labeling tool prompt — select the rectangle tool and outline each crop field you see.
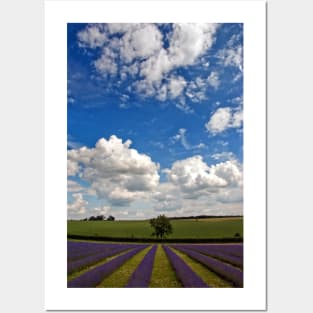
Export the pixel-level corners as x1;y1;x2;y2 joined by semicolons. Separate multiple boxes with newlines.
67;217;243;240
67;240;243;288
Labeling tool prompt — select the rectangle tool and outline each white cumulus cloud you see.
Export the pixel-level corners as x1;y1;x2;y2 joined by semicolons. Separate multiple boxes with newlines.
168;76;187;98
119;24;163;63
68;193;88;217
91;206;111;216
164;156;242;199
67;135;160;206
218;45;243;72
205;107;243;134
165;155;228;194
67;159;80;176
77;25;107;48
67;180;84;193
139;24;218;84
94;47;118;76
77;23;219;107
155;156;243;216
168;23;218;68
211;160;243;187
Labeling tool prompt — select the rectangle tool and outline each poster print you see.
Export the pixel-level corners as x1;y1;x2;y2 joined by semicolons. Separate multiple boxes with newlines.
67;22;244;287
45;1;266;310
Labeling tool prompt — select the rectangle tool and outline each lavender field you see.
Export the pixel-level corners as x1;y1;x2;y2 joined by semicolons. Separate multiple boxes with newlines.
67;240;243;288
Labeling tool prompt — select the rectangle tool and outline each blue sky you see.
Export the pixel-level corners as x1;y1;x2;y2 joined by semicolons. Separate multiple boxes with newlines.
67;23;243;220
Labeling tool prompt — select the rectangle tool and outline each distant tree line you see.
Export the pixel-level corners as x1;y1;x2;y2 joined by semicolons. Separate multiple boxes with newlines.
81;215;115;221
168;215;243;220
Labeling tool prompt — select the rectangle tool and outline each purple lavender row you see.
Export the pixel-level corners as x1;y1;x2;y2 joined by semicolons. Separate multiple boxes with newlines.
199;244;243;258
178;243;243;258
68;242;126;262
68;248;109;262
163;245;208;288
126;245;157;287
68;245;148;288
173;246;243;287
67;241;110;255
181;244;243;257
67;241;108;260
68;244;141;275
67;241;126;256
176;245;243;269
67;240;105;251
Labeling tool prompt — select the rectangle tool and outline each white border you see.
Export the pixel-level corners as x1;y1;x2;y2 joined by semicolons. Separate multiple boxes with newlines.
45;1;266;310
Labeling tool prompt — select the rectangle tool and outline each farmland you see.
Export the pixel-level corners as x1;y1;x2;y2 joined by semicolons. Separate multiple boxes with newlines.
67;240;243;288
68;217;243;241
67;217;244;287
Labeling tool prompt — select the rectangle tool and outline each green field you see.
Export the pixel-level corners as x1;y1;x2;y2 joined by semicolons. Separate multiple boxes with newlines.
67;217;243;241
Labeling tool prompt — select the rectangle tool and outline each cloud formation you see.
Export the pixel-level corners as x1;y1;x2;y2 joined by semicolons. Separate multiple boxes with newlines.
211;151;236;161
77;23;219;106
171;128;206;150
219;46;243;71
205;107;243;134
77;25;107;48
68;135;160;206
68;23;244;219
67;135;243;218
164;156;242;200
207;71;220;89
152;156;243;217
68;193;88;217
67;180;84;193
171;128;190;149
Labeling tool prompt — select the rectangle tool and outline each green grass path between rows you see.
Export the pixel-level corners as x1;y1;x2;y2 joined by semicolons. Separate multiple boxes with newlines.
171;247;232;287
68;243;235;288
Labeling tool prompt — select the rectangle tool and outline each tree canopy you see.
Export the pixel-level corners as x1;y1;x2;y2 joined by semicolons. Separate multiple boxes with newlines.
107;215;115;221
149;214;173;240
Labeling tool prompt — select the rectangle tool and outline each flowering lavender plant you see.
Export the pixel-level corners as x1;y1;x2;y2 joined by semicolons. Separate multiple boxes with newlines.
176;244;243;269
126;245;157;287
68;245;148;288
68;241;125;262
203;244;243;258
173;246;243;287
68;244;143;275
184;244;243;257
163;245;208;288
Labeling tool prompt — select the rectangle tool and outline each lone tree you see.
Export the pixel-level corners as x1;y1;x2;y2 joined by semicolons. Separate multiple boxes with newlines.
149;214;173;240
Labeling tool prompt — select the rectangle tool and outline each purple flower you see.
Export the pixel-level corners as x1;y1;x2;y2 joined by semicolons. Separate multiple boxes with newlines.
176;244;243;269
68;245;148;288
68;243;146;275
172;246;243;287
163;245;208;288
67;241;126;262
126;245;157;287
